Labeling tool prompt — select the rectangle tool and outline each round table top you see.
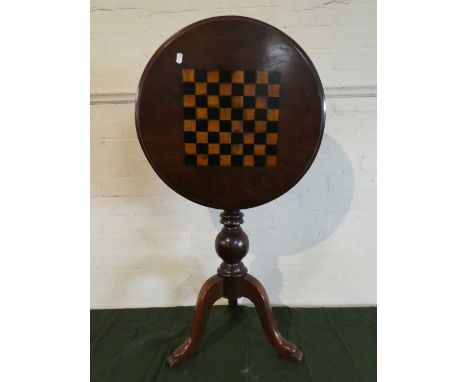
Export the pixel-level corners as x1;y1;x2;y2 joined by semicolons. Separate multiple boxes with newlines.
135;16;326;210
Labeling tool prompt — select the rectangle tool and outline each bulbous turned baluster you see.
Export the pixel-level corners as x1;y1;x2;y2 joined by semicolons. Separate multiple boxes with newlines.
215;210;249;277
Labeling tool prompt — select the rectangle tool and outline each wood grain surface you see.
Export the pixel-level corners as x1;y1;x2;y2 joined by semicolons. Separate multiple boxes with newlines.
136;16;326;209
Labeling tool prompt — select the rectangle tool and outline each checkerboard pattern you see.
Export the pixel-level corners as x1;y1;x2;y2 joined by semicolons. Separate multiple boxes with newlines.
182;69;280;167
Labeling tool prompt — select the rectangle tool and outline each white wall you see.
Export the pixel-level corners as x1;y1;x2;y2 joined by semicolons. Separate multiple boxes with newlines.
91;0;376;308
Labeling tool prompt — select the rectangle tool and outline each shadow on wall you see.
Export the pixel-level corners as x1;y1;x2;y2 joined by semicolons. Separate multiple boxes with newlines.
208;133;354;305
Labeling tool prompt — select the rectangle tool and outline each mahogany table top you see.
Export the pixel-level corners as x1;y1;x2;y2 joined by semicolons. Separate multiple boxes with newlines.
135;16;325;209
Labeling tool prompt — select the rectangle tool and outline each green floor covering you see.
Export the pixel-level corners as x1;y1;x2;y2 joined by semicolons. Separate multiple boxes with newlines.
91;306;376;382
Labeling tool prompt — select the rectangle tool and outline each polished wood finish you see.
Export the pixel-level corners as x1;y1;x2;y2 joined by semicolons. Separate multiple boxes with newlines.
181;68;281;167
166;275;223;367
135;16;325;210
135;16;325;367
241;274;303;363
166;211;303;367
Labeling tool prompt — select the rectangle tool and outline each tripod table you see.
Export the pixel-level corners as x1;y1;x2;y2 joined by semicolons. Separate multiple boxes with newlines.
135;16;326;367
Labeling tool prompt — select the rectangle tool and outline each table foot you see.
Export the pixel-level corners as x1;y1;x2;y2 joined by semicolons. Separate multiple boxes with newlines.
166;275;223;368
241;274;304;364
228;298;238;308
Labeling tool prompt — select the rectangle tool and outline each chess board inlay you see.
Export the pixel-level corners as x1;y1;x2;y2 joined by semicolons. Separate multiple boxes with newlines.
182;69;281;167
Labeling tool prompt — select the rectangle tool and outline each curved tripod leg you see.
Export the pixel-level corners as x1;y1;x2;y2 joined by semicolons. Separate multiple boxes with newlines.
241;274;303;363
228;298;238;308
166;275;223;367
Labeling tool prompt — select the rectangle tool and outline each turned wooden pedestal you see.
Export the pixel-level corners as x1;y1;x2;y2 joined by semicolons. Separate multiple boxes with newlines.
135;16;325;367
167;210;303;367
